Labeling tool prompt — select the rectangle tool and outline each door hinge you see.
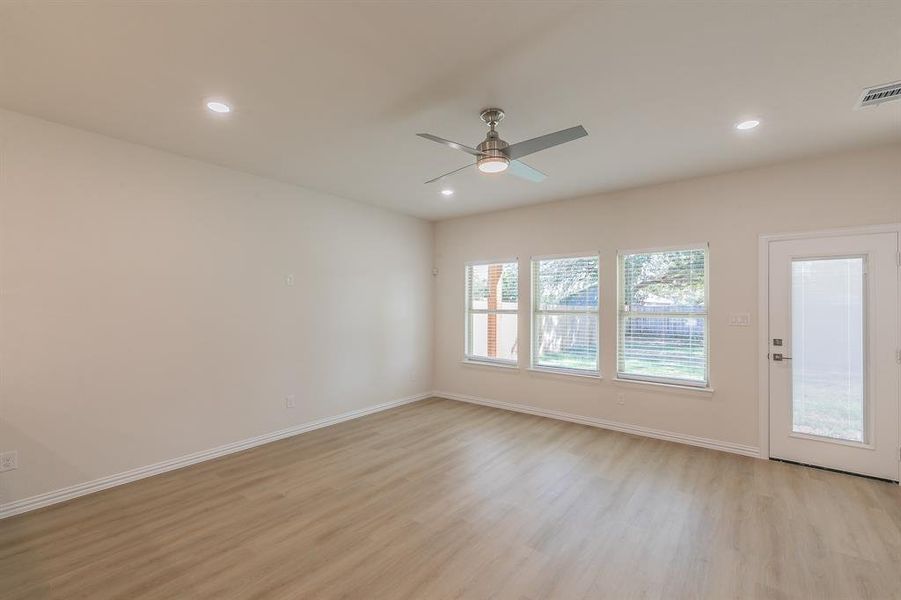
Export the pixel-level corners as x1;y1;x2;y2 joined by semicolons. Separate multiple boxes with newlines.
897;349;901;364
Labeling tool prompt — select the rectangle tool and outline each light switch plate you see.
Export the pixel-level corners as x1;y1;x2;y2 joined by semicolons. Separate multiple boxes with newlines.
728;313;751;327
0;451;18;472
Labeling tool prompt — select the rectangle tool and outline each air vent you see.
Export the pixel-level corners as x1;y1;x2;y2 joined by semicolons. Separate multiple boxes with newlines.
856;80;901;109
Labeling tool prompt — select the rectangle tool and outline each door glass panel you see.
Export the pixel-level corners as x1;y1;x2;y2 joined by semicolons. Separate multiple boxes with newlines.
791;258;865;442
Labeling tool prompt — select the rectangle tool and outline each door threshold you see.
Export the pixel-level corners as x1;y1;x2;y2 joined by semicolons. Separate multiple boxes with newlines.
770;458;899;484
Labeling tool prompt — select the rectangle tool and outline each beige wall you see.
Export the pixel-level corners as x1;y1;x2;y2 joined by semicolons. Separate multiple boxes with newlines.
434;143;901;448
2;106;899;508
0;110;434;504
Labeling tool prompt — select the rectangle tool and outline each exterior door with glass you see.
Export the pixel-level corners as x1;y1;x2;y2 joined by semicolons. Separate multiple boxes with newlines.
768;231;900;481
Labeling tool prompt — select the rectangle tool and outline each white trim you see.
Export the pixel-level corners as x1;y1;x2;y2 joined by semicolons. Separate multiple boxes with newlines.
616;244;710;389
435;390;760;458
461;358;519;370
613;377;714;394
527;366;602;380
464;260;520;362
530;251;600;261
759;223;901;243
757;222;901;467
0;392;431;520
530;253;601;373
788;431;875;450
758;234;771;459
617;241;709;256
464;257;518;267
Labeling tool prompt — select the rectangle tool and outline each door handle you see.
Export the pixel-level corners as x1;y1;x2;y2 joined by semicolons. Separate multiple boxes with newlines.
772;353;792;361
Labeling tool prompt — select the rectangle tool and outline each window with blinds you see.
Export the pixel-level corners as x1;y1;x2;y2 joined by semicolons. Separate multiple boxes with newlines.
618;246;708;386
465;261;518;364
531;255;599;374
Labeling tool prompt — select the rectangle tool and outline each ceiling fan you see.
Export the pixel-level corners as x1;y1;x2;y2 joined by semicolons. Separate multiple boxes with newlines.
417;108;587;184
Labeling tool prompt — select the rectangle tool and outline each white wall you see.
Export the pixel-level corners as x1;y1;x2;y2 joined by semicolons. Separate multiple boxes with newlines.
0;110;434;504
434;143;901;449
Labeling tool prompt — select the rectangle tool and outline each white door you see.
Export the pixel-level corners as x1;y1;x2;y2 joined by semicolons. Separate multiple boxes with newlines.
768;231;900;481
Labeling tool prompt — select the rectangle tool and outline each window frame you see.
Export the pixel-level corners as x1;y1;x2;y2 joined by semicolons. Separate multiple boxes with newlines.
616;243;710;388
464;258;519;367
530;252;601;377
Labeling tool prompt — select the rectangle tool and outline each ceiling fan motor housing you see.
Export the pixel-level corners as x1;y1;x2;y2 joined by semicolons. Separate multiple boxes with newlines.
476;137;509;172
477;108;509;172
477;136;509;157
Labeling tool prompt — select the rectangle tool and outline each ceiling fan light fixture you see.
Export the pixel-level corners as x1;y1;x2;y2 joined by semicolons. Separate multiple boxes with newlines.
477;156;509;173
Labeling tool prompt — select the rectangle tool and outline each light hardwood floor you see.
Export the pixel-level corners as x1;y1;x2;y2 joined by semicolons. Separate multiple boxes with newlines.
2;397;900;599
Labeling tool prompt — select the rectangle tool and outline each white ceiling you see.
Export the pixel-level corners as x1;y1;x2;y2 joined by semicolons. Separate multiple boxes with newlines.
1;2;900;220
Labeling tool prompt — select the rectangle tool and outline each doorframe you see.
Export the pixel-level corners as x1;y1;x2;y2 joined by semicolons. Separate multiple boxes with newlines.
757;223;901;471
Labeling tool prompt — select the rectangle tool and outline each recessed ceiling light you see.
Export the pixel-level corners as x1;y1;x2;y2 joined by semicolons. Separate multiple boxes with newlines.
735;119;760;130
206;101;231;114
440;188;454;197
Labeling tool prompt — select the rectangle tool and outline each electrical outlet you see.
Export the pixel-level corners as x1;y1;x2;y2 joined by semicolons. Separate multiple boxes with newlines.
0;451;18;472
616;393;625;406
285;394;296;408
284;274;295;286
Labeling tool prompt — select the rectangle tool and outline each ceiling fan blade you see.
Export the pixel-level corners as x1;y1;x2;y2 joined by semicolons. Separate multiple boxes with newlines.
417;133;484;157
424;163;474;184
504;125;588;160
507;160;546;182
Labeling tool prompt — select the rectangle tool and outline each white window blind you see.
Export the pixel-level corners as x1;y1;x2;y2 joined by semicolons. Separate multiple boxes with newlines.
532;255;599;373
465;261;518;364
618;246;708;386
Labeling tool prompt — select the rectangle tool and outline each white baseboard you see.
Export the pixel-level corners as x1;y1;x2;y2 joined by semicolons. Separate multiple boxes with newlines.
1;390;759;519
0;392;431;520
434;390;761;458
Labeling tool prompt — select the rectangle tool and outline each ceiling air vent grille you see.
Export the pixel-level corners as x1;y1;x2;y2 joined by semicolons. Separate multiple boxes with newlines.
857;80;901;109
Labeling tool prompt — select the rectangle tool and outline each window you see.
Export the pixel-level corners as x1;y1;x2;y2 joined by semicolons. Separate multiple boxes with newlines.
531;255;599;374
465;261;518;365
618;246;708;387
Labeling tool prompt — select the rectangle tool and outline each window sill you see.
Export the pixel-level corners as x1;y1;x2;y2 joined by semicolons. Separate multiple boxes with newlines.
613;377;714;394
461;359;519;371
528;367;602;380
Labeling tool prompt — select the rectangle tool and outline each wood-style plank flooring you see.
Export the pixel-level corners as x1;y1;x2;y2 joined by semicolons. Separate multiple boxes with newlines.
2;397;900;599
